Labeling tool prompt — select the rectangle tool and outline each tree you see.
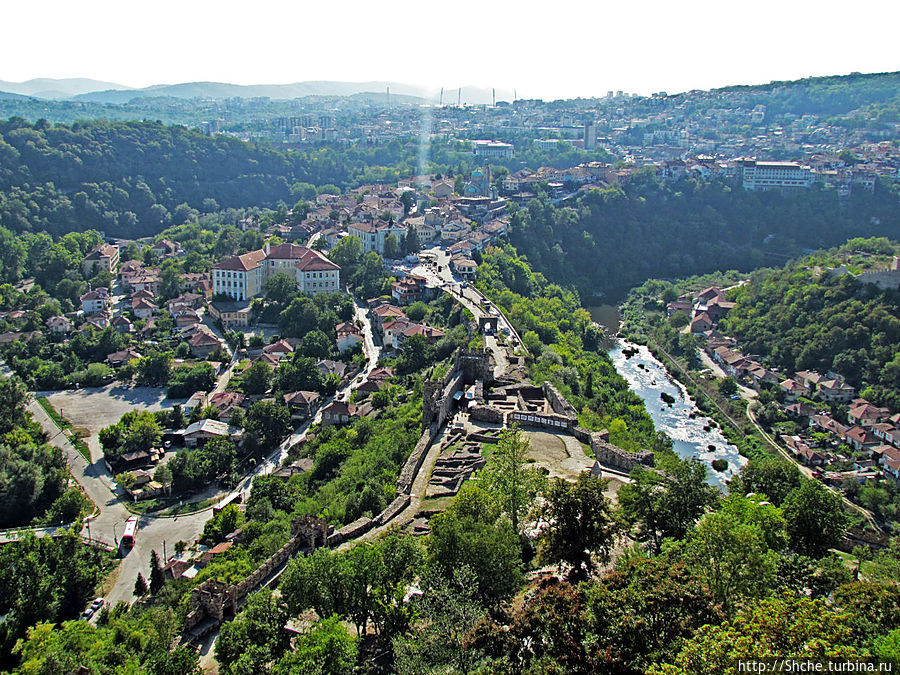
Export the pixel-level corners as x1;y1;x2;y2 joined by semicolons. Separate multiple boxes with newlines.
782;479;850;557
328;235;363;282
730;457;802;506
686;510;777;615
299;329;332;359
586;556;720;671
398;333;435;373
264;272;298;305
216;590;290;675
480;426;546;533
133;572;148;597
149;549;165;594
202;503;245;545
246;400;291;450
170;403;185;429
0;376;29;436
136;350;172;387
393;567;486;675
649;593;863;675
399;190;415;216
426;484;523;609
405;224;421;255
718;377;738;397
539;473;618;580
159;265;182;301
242;360;272;395
124;412;162;454
384;233;400;260
618;457;719;554
272;616;358;675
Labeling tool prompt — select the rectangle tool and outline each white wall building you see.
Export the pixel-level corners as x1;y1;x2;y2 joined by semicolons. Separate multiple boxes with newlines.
212;243;340;301
741;160;814;191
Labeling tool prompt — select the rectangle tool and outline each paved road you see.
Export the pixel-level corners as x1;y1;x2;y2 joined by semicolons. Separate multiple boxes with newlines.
410;248;518;375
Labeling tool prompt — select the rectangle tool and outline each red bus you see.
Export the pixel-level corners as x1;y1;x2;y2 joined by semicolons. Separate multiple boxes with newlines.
122;516;138;548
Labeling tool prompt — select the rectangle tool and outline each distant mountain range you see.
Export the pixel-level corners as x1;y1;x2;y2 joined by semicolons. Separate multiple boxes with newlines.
0;78;515;105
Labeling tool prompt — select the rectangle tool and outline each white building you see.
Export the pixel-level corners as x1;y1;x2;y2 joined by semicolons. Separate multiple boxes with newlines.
472;140;514;159
212;243;340;301
741;160;814;191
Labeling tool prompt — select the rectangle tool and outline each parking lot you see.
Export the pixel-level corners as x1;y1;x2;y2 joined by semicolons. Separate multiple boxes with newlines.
44;384;183;461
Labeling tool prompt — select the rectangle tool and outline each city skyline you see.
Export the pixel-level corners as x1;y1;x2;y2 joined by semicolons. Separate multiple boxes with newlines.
2;0;899;101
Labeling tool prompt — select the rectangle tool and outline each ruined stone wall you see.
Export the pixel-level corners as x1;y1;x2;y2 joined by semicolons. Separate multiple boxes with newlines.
374;495;411;526
469;405;504;424
591;438;654;471
457;349;493;383
397;428;435;494
184;516;330;633
543;382;578;417
326;516;374;547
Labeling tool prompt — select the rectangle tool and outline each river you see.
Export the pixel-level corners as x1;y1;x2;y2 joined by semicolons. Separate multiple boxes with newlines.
607;341;746;489
587;304;745;488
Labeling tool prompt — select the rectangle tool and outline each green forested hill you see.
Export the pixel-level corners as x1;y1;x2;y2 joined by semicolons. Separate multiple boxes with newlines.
720;239;900;407
0;118;415;238
508;173;900;299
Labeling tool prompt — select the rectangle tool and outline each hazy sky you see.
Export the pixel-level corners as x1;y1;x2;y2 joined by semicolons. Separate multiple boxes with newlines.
3;0;899;99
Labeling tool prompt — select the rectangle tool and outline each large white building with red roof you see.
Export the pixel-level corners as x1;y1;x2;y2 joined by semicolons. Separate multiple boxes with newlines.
212;242;340;301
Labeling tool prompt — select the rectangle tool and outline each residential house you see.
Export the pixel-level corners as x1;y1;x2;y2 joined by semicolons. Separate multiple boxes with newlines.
321;400;361;426
283;391;320;420
810;414;850;441
667;301;693;317
207;392;245;422
183;419;243;447
372;303;407;333
317;359;346;380
335;322;363;352
848;402;890;428
795;370;824;392
124;270;161;296
151;239;179;258
450;255;477;278
80;289;109;314
175;311;201;328
690;312;713;333
846;426;880;451
106;347;142;367
393;323;445;350
779;379;810;403
187;330;222;358
183;391;208;416
209;300;252;329
132;297;158;320
432;180;454;199
46;315;73;334
816;377;856;403
110;315;133;334
391;275;427;305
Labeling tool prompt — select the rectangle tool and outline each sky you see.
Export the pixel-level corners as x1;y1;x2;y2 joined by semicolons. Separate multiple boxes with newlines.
2;0;900;99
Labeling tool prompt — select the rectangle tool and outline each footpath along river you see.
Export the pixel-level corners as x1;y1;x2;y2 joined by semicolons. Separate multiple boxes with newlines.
587;304;745;489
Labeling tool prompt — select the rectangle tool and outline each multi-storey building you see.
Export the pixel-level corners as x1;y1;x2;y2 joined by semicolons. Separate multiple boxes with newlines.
212;243;340;301
740;160;814;191
472;140;514;158
82;244;120;277
347;222;408;256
